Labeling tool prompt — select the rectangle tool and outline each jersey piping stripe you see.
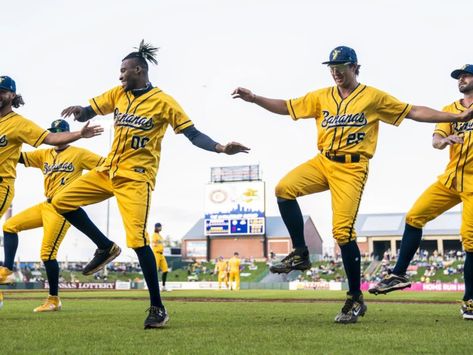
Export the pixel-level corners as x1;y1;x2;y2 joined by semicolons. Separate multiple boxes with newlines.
0;112;17;124
460;131;471;192
112;128;130;177
96;157;105;167
174;120;192;131
47;219;68;260
92;98;105;116
338;85;366;150
142;182;151;245
22;152;31;167
45;150;57;197
434;129;449;137
444;172;453;188
288;100;297;118
454;102;464;112
108;93;136;172
453;135;464;189
33;130;49;147
0;185;10;213
342;85;366;114
347;166;369;241
329;87;344;152
393;104;410;126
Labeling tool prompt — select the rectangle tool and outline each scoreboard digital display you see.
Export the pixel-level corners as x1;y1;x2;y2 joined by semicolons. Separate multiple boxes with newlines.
204;181;265;236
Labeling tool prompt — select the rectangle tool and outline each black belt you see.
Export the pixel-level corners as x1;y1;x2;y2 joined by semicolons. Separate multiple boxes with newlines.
324;152;361;163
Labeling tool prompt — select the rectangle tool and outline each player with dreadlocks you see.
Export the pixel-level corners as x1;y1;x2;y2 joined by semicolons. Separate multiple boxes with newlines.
51;40;249;329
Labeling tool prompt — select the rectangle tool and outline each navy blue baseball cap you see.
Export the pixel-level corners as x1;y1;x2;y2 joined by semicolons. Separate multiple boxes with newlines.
0;76;16;93
322;46;358;65
48;119;70;133
155;223;162;228
451;64;473;79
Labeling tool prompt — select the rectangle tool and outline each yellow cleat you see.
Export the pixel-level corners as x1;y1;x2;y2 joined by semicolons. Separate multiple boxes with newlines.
0;291;3;310
33;295;62;313
0;267;15;285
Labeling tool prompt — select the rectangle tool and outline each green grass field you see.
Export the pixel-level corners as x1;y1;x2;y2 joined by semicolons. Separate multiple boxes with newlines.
1;289;472;354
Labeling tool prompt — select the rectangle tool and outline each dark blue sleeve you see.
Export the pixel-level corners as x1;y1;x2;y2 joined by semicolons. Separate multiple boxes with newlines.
181;125;219;152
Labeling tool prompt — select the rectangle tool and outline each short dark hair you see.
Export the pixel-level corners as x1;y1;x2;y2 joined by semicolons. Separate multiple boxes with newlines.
12;94;24;108
122;40;159;71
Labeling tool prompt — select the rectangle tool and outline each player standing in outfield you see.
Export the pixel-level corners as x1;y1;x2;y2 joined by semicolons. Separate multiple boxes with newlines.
0;119;105;312
232;46;473;324
228;252;241;291
51;41;250;329
214;256;228;289
369;65;473;320
0;75;102;230
151;223;169;291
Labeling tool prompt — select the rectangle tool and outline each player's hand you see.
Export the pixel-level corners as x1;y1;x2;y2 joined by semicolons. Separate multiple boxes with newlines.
216;142;250;155
62;106;88;122
441;135;464;145
458;107;473;122
231;87;256;103
80;121;104;138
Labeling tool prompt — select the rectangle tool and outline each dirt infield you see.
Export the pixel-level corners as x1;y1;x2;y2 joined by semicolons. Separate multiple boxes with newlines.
0;295;460;305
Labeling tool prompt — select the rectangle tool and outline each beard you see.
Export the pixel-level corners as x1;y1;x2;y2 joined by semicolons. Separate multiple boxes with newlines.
459;82;473;94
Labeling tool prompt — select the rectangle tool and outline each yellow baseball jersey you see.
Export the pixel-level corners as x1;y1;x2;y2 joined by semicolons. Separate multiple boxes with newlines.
434;101;473;192
215;260;228;274
286;85;412;158
89;86;194;188
152;232;164;254
0;112;49;180
228;256;241;273
21;146;105;198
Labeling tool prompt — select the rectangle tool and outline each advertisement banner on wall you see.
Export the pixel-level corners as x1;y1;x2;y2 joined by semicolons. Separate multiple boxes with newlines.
204;181;265;236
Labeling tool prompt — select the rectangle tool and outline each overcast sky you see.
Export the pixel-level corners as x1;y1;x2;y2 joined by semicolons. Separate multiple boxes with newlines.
1;0;471;261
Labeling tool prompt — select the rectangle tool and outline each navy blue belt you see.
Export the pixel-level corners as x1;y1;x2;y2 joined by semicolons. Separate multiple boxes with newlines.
324;152;361;163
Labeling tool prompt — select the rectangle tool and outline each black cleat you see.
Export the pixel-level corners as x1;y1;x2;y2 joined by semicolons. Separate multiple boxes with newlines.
144;306;169;329
269;248;311;274
461;300;473;320
82;243;121;275
368;273;411;295
334;293;367;324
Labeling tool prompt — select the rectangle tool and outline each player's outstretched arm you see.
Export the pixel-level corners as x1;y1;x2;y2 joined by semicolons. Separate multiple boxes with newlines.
407;105;473;123
61;105;98;122
432;133;464;150
43;121;104;146
232;87;289;115
182;125;250;155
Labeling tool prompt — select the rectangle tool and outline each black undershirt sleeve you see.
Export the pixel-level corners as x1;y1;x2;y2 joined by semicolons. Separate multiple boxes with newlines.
181;125;219;153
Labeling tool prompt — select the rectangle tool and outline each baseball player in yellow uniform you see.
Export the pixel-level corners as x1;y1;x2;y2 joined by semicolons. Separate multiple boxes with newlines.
369;64;473;320
232;46;473;323
151;223;169;291
0;75;102;283
50;40;249;329
228;252;241;291
1;119;104;312
214;256;228;289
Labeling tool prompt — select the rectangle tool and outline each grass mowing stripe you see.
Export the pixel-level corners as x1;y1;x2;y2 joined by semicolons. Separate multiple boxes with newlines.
1;297;472;355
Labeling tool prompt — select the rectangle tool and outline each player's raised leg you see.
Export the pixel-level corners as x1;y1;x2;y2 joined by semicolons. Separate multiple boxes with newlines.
1;204;43;285
459;194;473;320
51;169;121;275
270;157;328;273
369;182;459;295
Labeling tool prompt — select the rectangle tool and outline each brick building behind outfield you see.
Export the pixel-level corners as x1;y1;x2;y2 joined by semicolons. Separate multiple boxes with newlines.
181;215;323;261
334;211;462;259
